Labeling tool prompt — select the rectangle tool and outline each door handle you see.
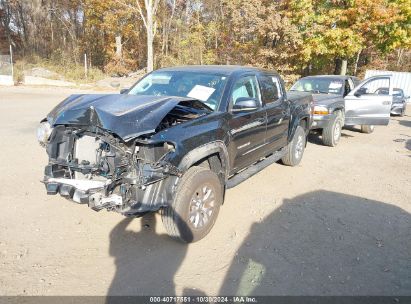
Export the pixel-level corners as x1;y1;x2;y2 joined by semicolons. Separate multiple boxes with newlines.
382;101;390;105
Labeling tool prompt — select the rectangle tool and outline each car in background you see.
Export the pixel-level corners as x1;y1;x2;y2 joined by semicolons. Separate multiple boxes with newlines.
290;74;394;146
375;87;408;117
290;75;360;146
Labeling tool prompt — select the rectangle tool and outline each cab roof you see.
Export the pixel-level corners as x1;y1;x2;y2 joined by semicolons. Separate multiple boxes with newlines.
302;75;358;80
157;65;274;76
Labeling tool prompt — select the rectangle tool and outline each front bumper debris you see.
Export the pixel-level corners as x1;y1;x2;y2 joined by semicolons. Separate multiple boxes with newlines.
43;178;121;210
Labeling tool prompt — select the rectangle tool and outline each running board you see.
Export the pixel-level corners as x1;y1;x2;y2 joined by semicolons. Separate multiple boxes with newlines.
226;149;286;189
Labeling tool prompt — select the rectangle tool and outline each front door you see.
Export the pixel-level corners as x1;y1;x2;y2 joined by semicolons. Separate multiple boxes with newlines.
344;76;392;125
228;75;267;172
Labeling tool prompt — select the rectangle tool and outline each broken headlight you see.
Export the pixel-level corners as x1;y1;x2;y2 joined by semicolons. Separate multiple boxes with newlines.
37;121;52;146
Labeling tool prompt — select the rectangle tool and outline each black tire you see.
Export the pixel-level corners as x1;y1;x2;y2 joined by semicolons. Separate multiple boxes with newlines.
161;166;223;243
322;115;343;147
361;125;375;134
281;125;306;166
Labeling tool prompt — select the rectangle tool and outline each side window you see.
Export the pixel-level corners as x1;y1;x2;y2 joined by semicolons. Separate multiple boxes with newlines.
348;78;354;91
231;76;261;106
259;75;283;105
359;77;390;95
350;77;359;88
375;88;389;95
344;80;351;96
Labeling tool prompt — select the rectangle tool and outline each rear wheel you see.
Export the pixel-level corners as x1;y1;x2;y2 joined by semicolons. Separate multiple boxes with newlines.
322;115;343;147
281;125;306;166
361;125;375;134
161;166;223;243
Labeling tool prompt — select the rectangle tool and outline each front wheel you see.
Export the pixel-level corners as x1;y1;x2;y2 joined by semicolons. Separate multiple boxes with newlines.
361;125;375;134
161;166;223;243
322;115;343;147
281;125;306;166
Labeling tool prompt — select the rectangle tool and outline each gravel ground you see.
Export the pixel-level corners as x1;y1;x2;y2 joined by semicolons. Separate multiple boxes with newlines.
0;86;410;296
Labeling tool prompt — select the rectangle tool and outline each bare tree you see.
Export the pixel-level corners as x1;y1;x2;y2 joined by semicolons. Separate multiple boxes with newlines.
116;0;161;72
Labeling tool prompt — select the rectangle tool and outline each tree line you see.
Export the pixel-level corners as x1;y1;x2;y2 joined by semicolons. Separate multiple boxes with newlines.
1;0;410;81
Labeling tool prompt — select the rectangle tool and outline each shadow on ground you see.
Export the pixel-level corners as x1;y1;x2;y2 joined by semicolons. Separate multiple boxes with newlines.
399;119;411;128
307;132;324;146
107;214;188;296
308;131;354;146
107;191;410;296
342;126;363;133
219;191;410;296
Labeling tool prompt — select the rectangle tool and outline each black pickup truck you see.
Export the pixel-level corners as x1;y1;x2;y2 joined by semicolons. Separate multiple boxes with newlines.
38;66;312;242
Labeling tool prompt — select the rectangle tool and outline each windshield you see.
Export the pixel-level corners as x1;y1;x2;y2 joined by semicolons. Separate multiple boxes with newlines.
291;78;344;95
128;71;228;111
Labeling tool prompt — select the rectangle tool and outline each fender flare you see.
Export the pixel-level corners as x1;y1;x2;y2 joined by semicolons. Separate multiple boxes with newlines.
289;114;311;142
332;107;345;119
178;140;230;181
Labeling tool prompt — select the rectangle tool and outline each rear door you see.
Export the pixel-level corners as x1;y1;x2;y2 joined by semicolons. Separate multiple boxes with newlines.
344;75;392;125
258;73;290;152
228;74;267;172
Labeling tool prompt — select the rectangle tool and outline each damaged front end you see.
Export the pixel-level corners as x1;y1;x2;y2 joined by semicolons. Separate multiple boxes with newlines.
43;125;182;215
40;94;212;215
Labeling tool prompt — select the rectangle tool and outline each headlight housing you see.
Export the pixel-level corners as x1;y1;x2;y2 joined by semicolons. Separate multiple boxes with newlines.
37;121;52;146
312;106;329;115
163;141;176;152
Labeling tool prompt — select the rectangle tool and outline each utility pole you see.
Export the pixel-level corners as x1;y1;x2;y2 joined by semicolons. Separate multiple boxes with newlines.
84;53;88;79
10;44;13;79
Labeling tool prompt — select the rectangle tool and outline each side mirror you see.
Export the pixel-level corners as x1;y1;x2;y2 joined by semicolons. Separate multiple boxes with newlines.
232;97;259;112
354;87;367;97
120;88;129;94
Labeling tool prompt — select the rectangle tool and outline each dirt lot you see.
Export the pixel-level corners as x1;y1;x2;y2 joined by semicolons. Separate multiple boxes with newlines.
0;86;410;296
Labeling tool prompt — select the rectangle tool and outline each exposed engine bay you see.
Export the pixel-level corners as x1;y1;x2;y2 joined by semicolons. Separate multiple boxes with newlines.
41;98;211;215
155;102;208;132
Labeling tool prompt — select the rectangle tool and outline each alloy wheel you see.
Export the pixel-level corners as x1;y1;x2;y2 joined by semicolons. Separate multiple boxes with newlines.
188;184;216;229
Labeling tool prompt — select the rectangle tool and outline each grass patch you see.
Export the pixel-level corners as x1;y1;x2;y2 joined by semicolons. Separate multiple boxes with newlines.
14;53;105;84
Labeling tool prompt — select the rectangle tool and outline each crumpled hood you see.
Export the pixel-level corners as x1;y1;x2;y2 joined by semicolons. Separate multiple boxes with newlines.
47;94;211;141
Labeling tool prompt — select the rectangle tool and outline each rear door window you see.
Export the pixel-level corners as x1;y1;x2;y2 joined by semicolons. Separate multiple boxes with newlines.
258;75;282;105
